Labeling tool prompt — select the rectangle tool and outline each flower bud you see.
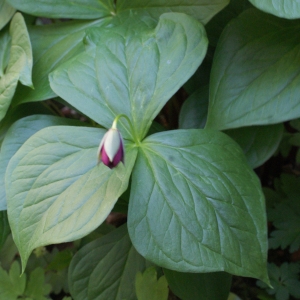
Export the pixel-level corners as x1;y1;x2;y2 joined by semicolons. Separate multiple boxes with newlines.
97;128;124;169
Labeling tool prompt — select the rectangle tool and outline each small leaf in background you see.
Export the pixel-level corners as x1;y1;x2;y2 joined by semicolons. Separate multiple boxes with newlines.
0;0;16;30
0;211;10;249
268;187;300;253
128;129;269;283
0;12;33;122
50;12;208;140
290;119;300;132
206;9;300;130
6;126;137;269
47;268;69;296
228;293;242;300
179;86;209;129
24;267;51;300
46;249;73;271
288;121;300;163
225;124;284;169
257;263;300;300
248;0;300;19
0;234;18;270
5;0;115;19
136;267;168;300
69;225;151;300
163;269;231;300
0;261;26;300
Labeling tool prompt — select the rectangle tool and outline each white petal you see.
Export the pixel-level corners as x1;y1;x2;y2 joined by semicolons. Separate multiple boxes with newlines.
104;129;121;161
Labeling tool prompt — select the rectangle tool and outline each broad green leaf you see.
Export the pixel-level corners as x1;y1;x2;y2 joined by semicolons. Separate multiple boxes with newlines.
0;115;83;210
0;261;26;299
248;0;300;19
0;211;10;249
117;0;229;24
24;267;51;300
69;225;150;300
0;13;32;122
225;124;284;169
50;12;208;140
163;269;231;300
128;129;269;282
13;19;107;104
206;9;300;130
6;126;137;269
179;86;209;129
136;267;168;300
0;0;15;30
6;0;115;19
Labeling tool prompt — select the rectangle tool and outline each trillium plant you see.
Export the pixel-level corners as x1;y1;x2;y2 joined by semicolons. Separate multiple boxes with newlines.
0;0;299;299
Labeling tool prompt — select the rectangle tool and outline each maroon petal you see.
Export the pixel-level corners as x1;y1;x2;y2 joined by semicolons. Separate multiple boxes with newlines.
100;147;112;168
112;144;124;167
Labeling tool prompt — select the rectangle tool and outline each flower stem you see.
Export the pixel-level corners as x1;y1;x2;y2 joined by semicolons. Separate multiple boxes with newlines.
112;114;136;140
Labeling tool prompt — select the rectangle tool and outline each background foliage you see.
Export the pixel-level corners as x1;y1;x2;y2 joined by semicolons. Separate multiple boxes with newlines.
0;0;300;299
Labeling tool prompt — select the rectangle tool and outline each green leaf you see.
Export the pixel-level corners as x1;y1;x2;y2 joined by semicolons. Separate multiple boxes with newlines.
0;115;84;210
163;269;231;300
228;293;243;300
257;263;300;300
225;124;284;169
24;267;51;300
128;129;269;283
0;261;26;299
6;126;137;270
0;27;11;78
13;19;107;104
0;234;18;270
278;174;300;200
5;0;115;19
0;0;15;30
69;225;151;300
248;0;300;19
46;249;73;271
47;268;69;295
136;267;168;300
117;0;229;24
0;13;32;122
50;12;208;140
179;86;209;129
268;191;300;252
205;0;251;46
0;211;10;249
206;9;300;130
0;102;52;147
